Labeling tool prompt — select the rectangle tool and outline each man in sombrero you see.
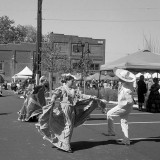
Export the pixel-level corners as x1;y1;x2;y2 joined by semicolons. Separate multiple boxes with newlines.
106;68;136;145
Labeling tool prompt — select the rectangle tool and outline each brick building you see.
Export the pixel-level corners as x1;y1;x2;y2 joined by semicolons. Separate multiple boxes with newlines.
0;43;35;82
0;33;105;82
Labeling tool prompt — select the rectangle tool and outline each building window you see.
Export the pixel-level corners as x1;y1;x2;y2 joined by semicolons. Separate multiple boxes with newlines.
72;62;83;70
90;45;103;56
54;42;68;54
90;64;94;70
95;64;99;70
72;62;99;71
72;44;82;53
90;63;99;71
72;63;78;69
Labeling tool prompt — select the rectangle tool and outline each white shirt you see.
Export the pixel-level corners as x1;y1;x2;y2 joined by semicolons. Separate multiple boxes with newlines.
118;83;134;109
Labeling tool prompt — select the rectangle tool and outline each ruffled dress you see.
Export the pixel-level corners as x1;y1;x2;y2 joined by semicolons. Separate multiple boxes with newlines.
18;85;46;121
36;85;106;151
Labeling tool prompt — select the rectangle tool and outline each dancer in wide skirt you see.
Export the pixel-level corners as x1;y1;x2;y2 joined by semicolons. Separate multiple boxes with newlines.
18;76;49;122
36;74;106;153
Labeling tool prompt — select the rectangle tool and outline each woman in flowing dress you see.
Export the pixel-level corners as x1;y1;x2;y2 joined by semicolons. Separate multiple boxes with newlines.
17;76;49;122
36;74;106;153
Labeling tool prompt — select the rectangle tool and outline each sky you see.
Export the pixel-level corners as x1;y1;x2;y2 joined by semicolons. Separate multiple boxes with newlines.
1;0;160;63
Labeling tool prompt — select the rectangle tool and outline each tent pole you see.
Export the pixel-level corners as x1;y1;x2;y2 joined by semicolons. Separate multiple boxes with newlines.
35;74;39;85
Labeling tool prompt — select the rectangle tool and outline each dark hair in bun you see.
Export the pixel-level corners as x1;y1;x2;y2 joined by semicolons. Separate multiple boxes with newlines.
61;75;75;83
61;79;65;83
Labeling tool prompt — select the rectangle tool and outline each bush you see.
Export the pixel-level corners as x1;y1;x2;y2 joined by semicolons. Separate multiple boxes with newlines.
84;88;100;97
100;88;118;101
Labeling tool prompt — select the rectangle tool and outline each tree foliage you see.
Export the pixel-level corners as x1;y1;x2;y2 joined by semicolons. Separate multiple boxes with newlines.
41;44;72;74
41;34;73;75
0;16;15;44
0;16;37;44
23;25;37;43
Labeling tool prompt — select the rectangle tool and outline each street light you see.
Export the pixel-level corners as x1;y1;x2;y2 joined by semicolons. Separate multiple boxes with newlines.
77;41;92;76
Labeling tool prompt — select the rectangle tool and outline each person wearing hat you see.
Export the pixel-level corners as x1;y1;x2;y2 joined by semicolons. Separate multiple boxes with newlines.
39;76;47;85
106;68;136;145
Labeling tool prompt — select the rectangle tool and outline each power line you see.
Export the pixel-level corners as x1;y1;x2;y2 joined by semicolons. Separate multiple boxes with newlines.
43;7;160;12
43;18;160;23
1;7;160;12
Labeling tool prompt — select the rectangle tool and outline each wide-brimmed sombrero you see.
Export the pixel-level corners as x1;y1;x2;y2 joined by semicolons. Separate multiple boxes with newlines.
113;68;136;82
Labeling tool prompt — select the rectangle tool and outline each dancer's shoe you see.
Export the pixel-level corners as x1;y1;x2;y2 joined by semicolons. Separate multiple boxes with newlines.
117;139;130;145
57;148;73;153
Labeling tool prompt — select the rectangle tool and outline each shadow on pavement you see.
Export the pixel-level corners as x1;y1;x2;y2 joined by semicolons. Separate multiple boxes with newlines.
24;117;38;123
0;95;14;97
0;112;12;116
130;137;160;144
71;140;118;151
71;137;160;151
87;117;107;121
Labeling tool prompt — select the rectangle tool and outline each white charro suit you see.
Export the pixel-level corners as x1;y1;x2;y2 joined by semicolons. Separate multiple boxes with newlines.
107;83;134;142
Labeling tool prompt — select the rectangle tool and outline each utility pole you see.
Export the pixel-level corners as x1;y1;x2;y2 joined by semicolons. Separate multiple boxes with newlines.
36;0;43;85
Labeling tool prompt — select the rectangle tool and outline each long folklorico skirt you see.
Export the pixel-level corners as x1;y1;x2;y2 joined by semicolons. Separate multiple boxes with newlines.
35;98;106;151
18;87;46;121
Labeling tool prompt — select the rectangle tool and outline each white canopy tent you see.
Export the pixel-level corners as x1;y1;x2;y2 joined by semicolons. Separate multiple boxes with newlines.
144;73;152;79
136;72;160;79
152;73;160;78
135;73;142;78
98;50;160;97
100;50;160;73
15;66;33;76
12;66;33;81
12;75;32;79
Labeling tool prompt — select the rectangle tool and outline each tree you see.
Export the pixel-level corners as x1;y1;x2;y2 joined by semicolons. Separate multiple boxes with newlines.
41;43;71;74
0;16;15;44
41;32;72;94
23;25;37;43
13;25;27;42
0;16;37;44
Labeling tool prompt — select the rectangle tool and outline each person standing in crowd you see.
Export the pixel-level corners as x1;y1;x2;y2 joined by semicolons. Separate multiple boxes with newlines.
35;74;107;153
11;81;17;93
106;68;136;145
137;75;147;111
144;78;153;109
147;77;160;112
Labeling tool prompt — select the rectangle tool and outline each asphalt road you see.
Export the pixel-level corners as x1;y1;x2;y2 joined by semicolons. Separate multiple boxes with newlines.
0;90;160;160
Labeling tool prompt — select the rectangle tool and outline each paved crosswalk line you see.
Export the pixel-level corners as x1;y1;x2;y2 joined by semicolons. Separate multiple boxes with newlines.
91;113;153;116
83;121;160;126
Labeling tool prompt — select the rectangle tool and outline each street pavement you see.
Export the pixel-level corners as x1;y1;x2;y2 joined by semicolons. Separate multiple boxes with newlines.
0;90;160;160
